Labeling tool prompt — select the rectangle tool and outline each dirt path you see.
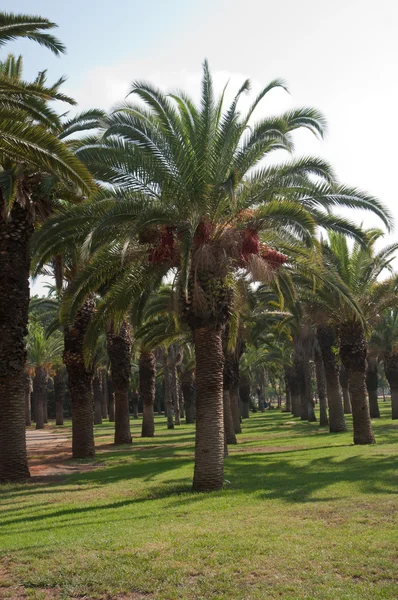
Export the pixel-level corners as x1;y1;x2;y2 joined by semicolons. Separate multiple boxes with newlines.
26;428;98;479
26;429;69;449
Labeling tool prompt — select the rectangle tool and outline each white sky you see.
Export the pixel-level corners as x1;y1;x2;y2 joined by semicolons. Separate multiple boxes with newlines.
6;0;395;294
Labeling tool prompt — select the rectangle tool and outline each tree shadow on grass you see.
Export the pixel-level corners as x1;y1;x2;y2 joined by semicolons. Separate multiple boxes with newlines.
224;452;398;502
3;448;397;536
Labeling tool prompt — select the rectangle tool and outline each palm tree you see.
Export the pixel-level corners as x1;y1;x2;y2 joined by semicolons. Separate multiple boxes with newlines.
180;347;196;424
371;309;398;419
0;18;95;481
134;286;190;436
139;350;157;435
106;320;133;444
53;362;66;426
33;63;391;490
312;231;398;443
313;338;328;426
26;322;63;429
366;355;381;418
30;259;97;458
316;325;347;432
24;370;33;426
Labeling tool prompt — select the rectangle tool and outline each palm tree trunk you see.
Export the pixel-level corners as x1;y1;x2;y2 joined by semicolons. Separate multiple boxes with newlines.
292;347;305;418
170;347;181;426
239;374;250;419
342;387;352;414
93;373;103;425
140;351;156;437
293;345;307;420
131;391;139;419
340;367;352;414
107;321;132;445
225;352;242;433
366;357;380;418
223;390;237;445
290;362;301;418
107;377;115;422
383;353;398;419
192;327;224;492
100;370;108;419
0;202;31;482
34;366;47;430
314;343;328;426
258;376;266;412
163;352;174;430
54;369;65;426
283;367;292;413
339;321;375;444
43;379;48;423
391;389;398;420
25;372;32;427
63;298;96;459
302;341;316;422
317;327;347;433
181;370;195;424
179;385;185;419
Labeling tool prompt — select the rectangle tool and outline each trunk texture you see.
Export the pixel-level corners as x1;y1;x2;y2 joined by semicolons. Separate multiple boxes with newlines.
317;327;347;433
43;382;48;423
163;353;174;429
293;349;306;420
0;203;31;482
391;389;398;420
342;387;352;414
140;351;156;437
301;340;316;422
224;351;242;433
181;370;195;424
131;391;139;419
25;372;32;427
340;366;352;414
63;298;95;458
107;377;115;422
192;327;224;492
170;347;181;426
179;385;185;419
314;343;328;426
291;377;301;418
223;390;237;445
239;374;250;419
366;357;380;419
100;371;108;419
107;321;132;445
339;322;375;444
283;367;292;413
93;373;103;425
33;366;47;430
384;352;398;419
54;369;65;426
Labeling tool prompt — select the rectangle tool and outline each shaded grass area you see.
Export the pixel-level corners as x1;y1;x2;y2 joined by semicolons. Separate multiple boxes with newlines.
1;403;398;599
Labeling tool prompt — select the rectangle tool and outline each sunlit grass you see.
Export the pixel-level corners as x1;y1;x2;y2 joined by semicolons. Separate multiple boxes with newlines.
1;402;397;599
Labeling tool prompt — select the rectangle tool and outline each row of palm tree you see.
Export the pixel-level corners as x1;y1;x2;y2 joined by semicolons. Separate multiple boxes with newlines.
1;11;397;492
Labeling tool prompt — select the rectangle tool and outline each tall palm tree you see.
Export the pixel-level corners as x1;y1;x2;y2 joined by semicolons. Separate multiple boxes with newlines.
0;16;95;481
134;286;190;436
33;63;390;491
371;309;398;419
311;231;398;443
26;321;63;429
106;320;133;444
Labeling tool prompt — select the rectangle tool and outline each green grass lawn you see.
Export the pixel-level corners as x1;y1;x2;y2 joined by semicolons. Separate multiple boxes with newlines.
1;403;397;600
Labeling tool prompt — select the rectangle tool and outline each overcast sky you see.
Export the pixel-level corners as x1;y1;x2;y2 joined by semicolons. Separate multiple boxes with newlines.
5;0;398;293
